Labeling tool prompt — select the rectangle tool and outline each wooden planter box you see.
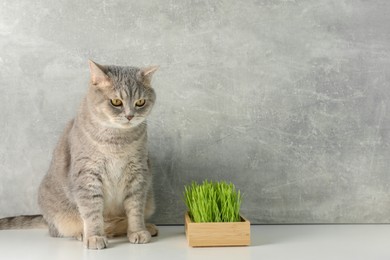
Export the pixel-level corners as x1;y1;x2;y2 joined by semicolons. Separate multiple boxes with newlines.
184;212;251;247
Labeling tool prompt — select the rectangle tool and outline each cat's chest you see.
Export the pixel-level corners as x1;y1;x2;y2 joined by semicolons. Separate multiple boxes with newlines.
101;155;131;216
104;155;129;180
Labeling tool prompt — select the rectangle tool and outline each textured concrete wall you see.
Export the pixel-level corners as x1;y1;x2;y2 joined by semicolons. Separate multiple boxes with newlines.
0;0;389;224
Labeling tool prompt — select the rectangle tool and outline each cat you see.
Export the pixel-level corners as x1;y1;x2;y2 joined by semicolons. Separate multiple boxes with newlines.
0;60;159;249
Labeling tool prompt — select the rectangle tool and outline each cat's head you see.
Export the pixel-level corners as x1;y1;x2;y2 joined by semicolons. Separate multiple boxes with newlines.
86;60;158;129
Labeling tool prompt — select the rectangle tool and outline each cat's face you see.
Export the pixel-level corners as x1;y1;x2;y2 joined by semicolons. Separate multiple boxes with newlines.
87;61;158;129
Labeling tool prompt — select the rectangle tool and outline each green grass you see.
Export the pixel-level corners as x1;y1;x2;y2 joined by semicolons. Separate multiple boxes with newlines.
184;180;243;223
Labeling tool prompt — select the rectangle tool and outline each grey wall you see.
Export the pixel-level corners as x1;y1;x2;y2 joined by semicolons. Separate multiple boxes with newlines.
0;0;389;224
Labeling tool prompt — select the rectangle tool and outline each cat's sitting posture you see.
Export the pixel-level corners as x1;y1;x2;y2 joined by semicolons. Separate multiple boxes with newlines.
0;61;159;249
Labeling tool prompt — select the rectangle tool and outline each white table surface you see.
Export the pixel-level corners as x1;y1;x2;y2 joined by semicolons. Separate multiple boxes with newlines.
0;225;389;260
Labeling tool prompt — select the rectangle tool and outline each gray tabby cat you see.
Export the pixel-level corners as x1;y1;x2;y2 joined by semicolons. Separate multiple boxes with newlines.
0;60;159;249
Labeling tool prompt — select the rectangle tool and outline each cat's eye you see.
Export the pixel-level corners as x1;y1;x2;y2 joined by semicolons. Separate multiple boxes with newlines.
110;99;123;107
135;99;146;107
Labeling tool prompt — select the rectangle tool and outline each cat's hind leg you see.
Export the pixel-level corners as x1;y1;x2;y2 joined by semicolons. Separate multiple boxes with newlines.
146;223;158;237
45;212;83;240
39;187;84;239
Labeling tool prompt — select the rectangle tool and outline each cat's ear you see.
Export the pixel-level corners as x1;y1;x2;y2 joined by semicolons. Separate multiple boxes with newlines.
137;65;159;86
88;60;110;86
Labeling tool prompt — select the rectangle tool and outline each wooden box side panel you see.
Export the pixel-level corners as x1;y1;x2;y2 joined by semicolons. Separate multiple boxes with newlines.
185;212;251;247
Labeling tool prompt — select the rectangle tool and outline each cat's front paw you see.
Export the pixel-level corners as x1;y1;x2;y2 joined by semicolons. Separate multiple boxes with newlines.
128;230;151;244
85;235;108;249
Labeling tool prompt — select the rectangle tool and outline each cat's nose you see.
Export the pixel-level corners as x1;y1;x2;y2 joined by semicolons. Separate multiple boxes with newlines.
126;115;134;121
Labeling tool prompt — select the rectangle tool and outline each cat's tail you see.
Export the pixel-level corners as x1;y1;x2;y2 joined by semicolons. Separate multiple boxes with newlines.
0;215;48;230
104;217;159;238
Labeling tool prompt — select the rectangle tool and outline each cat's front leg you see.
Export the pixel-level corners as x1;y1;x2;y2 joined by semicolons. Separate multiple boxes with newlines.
73;169;108;249
123;174;151;244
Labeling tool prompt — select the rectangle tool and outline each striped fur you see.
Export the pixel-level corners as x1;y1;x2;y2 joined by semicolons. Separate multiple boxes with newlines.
0;61;158;250
0;215;47;229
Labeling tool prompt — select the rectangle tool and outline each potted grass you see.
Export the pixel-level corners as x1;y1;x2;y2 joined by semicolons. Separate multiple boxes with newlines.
184;180;250;247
